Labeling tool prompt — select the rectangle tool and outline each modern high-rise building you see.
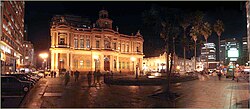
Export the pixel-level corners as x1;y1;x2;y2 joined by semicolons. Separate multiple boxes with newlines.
1;1;25;73
220;38;240;65
242;37;249;64
200;43;216;62
50;9;144;74
246;1;250;64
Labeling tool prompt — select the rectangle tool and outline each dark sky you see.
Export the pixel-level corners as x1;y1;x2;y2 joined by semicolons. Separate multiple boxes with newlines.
25;1;247;64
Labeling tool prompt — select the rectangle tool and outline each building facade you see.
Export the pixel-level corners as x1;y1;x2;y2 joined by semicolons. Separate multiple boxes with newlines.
142;52;194;74
242;37;248;65
220;38;240;65
1;1;25;73
247;1;250;64
200;43;216;62
23;41;35;67
50;10;144;74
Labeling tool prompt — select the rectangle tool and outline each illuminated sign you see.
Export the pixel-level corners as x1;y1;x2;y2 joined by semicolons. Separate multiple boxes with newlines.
228;48;239;58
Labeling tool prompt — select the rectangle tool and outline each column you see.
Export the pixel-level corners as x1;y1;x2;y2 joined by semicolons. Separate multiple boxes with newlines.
67;53;70;70
55;53;58;71
70;53;73;71
100;55;104;72
117;56;120;71
110;55;113;72
51;52;54;70
67;32;70;47
55;32;58;46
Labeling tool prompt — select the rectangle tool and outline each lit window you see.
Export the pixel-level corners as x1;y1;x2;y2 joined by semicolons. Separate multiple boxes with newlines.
95;39;100;48
86;60;90;68
86;38;90;48
79;60;84;68
80;38;84;48
74;38;78;48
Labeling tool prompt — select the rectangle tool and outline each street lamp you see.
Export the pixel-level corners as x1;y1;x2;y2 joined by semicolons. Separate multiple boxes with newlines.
130;57;137;79
39;53;48;71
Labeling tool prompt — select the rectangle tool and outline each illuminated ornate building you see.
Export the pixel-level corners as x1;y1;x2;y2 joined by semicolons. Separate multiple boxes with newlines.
142;52;194;74
1;1;25;73
50;10;144;73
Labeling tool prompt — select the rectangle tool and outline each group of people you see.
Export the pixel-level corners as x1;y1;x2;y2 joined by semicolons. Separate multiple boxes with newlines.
64;70;80;86
64;70;102;87
87;70;102;87
50;71;57;78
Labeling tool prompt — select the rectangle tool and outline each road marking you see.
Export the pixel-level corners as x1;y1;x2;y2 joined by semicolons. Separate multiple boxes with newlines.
43;93;62;97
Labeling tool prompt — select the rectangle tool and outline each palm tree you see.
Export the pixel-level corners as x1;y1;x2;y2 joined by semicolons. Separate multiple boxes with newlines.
201;22;212;71
189;10;204;70
180;14;191;72
213;19;224;65
190;26;199;70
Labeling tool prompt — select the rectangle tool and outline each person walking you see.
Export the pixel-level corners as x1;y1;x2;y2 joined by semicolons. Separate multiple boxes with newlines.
74;70;80;82
235;71;240;82
87;72;92;87
217;71;222;81
93;71;97;84
50;71;54;78
64;71;70;86
97;70;101;84
54;71;56;78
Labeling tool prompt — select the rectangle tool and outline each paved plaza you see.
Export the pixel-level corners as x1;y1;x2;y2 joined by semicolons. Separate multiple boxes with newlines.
20;74;249;108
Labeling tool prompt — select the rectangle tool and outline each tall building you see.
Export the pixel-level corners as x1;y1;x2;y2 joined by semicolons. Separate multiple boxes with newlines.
247;1;250;63
23;41;35;67
220;38;240;65
50;9;144;74
242;37;248;64
1;1;25;73
200;43;216;62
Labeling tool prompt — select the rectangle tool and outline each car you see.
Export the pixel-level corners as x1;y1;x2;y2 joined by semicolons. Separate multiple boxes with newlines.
1;76;32;95
2;74;36;86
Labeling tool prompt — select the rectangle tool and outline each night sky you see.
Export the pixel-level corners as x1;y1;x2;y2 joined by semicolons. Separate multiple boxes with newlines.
24;1;247;66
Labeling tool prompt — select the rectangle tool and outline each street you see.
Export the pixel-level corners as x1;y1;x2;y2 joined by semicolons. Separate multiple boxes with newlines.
17;74;249;108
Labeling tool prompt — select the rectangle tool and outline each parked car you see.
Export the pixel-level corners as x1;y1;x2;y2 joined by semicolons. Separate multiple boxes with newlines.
1;76;32;95
2;74;36;86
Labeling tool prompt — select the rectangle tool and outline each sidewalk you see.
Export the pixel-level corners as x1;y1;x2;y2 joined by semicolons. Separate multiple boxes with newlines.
173;76;249;108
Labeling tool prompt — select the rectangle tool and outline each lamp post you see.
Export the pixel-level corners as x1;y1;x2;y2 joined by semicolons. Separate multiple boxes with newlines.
39;53;48;71
131;57;137;79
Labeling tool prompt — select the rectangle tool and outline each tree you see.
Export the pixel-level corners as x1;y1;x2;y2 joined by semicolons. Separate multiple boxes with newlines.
189;10;204;70
200;22;212;71
143;6;181;99
213;19;224;65
190;26;199;70
180;13;192;72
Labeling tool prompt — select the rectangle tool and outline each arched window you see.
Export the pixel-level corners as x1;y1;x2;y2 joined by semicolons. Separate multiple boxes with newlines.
104;38;111;49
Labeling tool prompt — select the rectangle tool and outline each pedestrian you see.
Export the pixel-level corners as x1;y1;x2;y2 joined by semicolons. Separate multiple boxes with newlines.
71;71;74;77
93;71;97;84
111;71;113;79
87;71;92;87
97;70;101;84
64;71;70;86
235;72;240;82
217;71;222;81
50;71;54;78
54;71;56;78
74;70;80;82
